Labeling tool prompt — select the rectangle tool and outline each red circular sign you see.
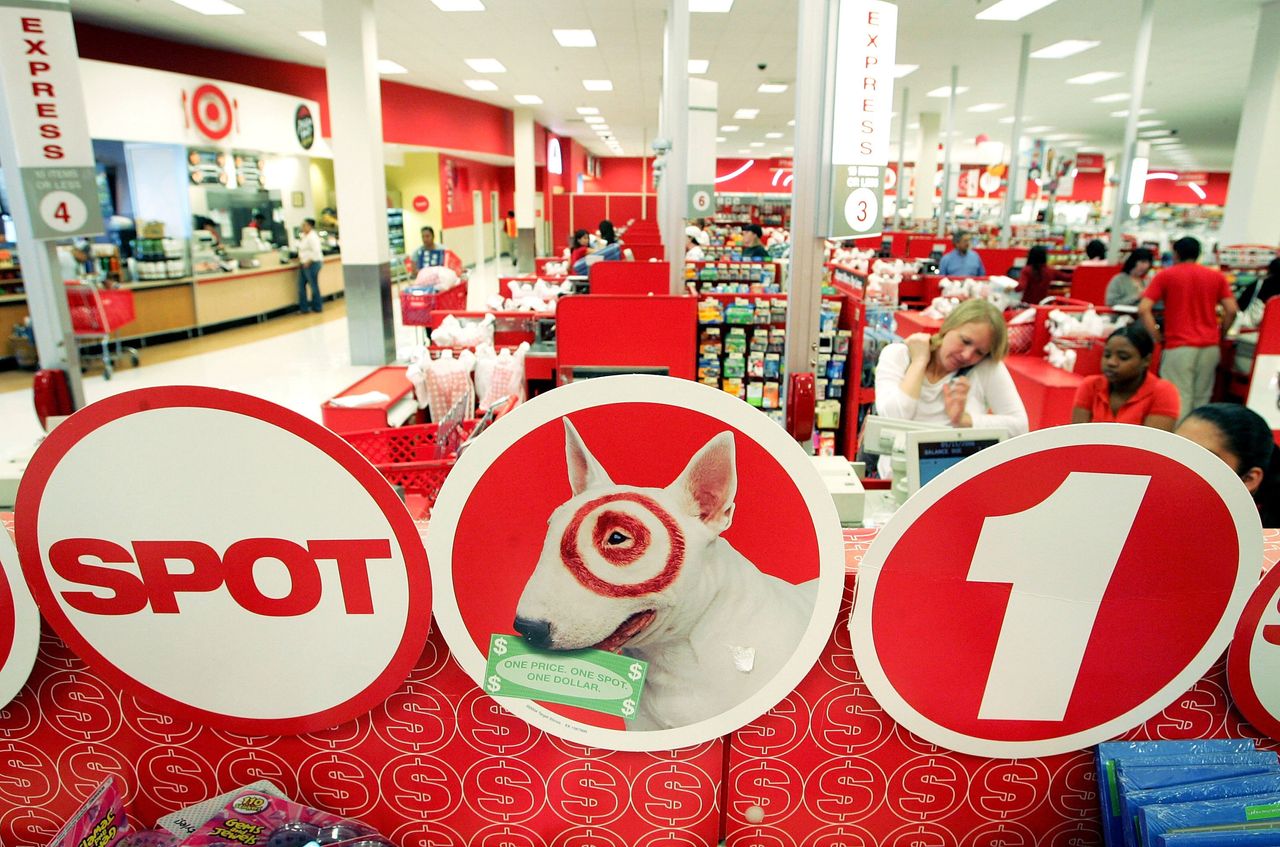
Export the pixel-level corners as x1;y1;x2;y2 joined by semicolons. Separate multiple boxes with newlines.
0;527;38;709
1228;563;1280;741
412;195;430;213
15;387;432;734
851;424;1260;758
191;84;233;141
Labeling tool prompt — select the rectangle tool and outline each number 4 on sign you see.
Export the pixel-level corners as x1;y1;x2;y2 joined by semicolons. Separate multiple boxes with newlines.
968;472;1150;722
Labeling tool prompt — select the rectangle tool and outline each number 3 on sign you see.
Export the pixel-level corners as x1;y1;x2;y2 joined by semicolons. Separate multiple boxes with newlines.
969;472;1149;722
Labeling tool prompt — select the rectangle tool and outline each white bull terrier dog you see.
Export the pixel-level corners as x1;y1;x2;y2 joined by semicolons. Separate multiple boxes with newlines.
514;418;818;730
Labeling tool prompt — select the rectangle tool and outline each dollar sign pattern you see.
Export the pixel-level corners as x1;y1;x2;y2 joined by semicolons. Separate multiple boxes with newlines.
3;525;1278;846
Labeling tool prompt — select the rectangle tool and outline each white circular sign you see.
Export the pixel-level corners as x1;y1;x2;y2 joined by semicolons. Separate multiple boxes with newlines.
16;387;433;735
851;424;1260;758
427;376;845;751
691;190;712;213
38;191;89;234
0;527;39;709
844;187;879;234
979;172;1003;195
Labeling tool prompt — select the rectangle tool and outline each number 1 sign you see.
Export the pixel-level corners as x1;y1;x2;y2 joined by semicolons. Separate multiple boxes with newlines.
850;424;1262;759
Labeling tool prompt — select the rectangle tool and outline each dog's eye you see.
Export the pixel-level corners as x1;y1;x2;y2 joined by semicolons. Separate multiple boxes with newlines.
607;531;629;545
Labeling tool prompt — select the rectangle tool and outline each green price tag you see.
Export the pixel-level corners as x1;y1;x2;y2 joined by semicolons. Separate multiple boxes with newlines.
482;634;648;719
1245;802;1280;821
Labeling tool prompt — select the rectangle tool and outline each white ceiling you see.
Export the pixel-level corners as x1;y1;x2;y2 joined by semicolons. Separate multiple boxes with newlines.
67;0;1268;172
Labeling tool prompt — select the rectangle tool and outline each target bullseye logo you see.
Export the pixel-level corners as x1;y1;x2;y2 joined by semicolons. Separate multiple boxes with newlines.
1228;563;1280;742
0;529;38;710
191;84;234;141
562;493;684;598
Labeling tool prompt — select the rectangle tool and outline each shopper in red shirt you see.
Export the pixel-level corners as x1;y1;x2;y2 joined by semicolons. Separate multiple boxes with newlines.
1017;245;1060;305
1071;324;1180;430
1137;237;1237;420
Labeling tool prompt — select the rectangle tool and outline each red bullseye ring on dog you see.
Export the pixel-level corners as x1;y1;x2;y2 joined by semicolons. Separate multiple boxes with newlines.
192;84;233;140
561;493;683;597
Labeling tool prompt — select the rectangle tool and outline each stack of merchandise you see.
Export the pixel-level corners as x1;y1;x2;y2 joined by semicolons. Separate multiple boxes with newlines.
696;297;786;424
50;780;394;847
1045;309;1132;374
685;260;780;294
1097;739;1280;847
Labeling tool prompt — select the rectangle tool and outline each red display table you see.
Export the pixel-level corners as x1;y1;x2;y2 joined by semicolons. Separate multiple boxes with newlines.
3;523;1275;847
1005;353;1085;429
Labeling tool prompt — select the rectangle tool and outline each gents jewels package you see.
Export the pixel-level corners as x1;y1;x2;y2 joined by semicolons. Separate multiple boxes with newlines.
1144;793;1280;847
1128;774;1280;847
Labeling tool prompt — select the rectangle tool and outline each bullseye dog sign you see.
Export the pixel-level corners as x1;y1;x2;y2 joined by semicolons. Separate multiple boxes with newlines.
428;376;845;752
15;386;432;735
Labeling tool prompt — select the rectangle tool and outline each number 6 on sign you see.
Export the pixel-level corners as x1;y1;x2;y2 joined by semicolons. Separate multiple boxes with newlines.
969;472;1150;722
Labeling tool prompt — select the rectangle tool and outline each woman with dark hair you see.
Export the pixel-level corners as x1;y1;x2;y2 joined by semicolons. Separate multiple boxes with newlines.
569;229;591;266
598;220;619;244
1105;248;1154;307
1017;245;1060;305
1071;324;1180;430
1176;403;1280;527
1081;238;1109;265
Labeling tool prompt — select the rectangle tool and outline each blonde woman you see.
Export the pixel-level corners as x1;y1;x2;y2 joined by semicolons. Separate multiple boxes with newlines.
874;299;1029;474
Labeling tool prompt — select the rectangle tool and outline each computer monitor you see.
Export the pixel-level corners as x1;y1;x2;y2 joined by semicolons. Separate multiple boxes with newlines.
904;428;1007;494
860;415;957;456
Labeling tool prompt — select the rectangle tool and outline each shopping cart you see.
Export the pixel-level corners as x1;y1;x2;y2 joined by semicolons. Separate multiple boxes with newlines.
400;249;470;327
66;280;139;379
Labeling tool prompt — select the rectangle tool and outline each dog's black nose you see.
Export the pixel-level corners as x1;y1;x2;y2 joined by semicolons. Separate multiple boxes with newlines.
513;616;552;647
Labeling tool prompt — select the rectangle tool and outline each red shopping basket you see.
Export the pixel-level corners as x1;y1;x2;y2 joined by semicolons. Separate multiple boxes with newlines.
66;283;136;335
343;419;478;464
401;279;469;326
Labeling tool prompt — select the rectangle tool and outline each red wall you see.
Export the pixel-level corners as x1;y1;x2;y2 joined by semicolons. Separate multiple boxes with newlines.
439;155;514;229
73;22;513;157
1142;171;1230;205
591;157;650;194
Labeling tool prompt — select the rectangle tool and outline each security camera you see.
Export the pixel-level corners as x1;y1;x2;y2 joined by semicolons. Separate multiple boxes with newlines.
757;62;768;71
651;137;672;154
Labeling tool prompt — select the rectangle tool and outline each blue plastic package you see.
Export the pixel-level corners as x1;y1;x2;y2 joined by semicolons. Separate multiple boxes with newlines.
1145;792;1280;847
1161;829;1280;846
1096;741;1262;847
1126;774;1280;847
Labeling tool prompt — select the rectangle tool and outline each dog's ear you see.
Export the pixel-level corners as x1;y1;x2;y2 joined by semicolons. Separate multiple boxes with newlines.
669;431;737;534
564;418;613;495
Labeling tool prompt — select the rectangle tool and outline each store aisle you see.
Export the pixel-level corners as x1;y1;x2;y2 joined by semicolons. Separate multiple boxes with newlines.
0;257;510;459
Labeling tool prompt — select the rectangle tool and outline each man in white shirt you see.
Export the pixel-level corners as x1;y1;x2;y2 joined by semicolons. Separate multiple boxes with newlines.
297;218;324;313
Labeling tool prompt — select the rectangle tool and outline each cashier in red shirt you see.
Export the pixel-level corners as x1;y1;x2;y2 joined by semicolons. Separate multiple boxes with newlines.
1072;324;1180;431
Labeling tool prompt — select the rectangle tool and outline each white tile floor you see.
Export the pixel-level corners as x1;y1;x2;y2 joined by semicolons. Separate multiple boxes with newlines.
0;256;511;462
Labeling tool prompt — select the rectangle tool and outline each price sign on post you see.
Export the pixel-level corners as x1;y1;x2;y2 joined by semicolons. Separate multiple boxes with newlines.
16;387;433;735
0;1;104;240
850;424;1261;759
1228;563;1280;742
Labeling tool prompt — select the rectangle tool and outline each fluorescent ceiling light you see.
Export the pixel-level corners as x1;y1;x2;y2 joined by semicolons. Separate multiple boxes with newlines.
464;79;498;90
734;108;760;119
690;0;734;11
594;125;611;131
465;58;506;73
298;30;326;45
721;125;740;132
1140;130;1174;137
749;142;765;147
689;59;710;74
715;136;727;142
1137;119;1165;127
1024;125;1053;132
431;0;485;9
1093;92;1131;103
583;115;605;123
967;102;1005;113
1068;71;1123;85
758;83;788;94
378;60;408;74
926;86;970;97
908;122;920;129
975;0;1060;20
583;79;613;91
553;29;597;47
576;106;599;115
765;132;784;139
1150;138;1182;146
893;64;919;78
787;119;796;126
168;0;244;14
1110;108;1155;117
998;116;1023;124
1030;39;1100;59
738;149;752;154
514;94;542;105
783;146;794;152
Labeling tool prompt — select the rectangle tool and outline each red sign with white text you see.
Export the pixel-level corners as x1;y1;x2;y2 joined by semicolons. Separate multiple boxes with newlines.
15;387;432;735
851;424;1261;758
1229;563;1280;742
